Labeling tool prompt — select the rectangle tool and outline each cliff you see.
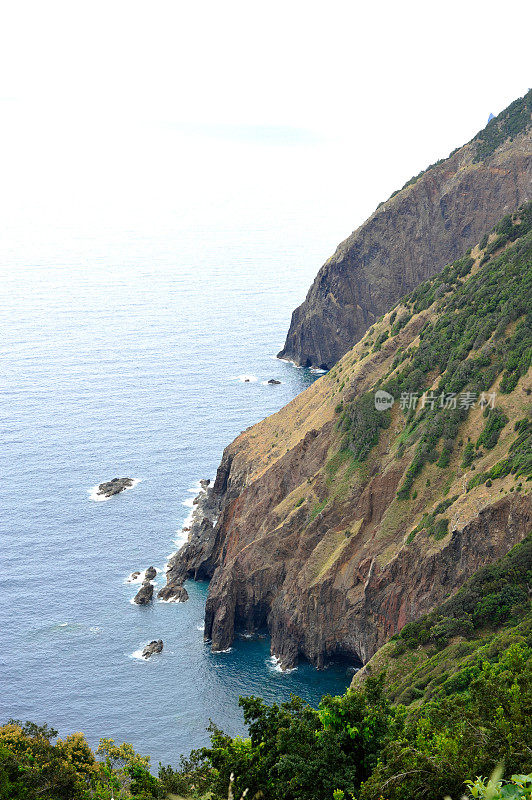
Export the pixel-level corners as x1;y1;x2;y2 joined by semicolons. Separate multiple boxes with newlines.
278;90;532;368
165;206;532;669
351;531;532;706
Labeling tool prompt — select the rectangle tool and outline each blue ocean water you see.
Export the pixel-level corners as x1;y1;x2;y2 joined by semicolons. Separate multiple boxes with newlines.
0;229;352;767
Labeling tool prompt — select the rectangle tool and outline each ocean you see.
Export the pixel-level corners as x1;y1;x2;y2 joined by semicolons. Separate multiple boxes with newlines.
0;227;352;768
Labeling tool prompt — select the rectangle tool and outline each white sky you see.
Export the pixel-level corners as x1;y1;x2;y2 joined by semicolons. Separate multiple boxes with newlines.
0;0;530;268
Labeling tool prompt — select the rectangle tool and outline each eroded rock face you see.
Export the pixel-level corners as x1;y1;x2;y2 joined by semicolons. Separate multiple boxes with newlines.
142;640;163;659
157;584;189;603
197;441;532;668
278;125;532;368
133;581;153;605
158;479;219;602
97;477;134;498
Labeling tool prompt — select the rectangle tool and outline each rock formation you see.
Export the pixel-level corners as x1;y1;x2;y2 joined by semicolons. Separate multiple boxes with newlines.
158;584;189;603
141;640;163;659
158;479;217;601
96;477;134;498
279;90;532;368
133;581;153;605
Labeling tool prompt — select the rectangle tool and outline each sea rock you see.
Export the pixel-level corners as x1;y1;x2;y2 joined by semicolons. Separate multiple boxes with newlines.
267;379;281;384
157;584;189;603
133;582;153;605
144;566;157;581
97;477;134;498
200;479;211;489
128;571;141;582
142;640;163;659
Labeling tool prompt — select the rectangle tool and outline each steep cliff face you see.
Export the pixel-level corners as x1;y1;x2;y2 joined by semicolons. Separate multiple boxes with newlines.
167;208;532;669
278;90;532;368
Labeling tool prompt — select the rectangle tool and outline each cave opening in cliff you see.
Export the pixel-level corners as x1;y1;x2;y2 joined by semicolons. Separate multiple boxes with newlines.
324;648;363;672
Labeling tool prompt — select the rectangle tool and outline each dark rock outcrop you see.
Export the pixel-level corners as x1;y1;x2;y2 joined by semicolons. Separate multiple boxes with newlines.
279;92;532;368
97;477;134;498
157;584;189;603
142;640;163;659
133;581;153;605
144;566;157;581
158;479;220;601
268;379;281;384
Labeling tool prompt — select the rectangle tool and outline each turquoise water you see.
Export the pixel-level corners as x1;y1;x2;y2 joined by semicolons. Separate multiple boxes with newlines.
0;230;352;767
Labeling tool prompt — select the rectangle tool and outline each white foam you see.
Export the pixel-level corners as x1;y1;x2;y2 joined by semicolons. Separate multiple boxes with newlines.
124;567;159;585
89;626;102;634
89;478;141;502
214;647;233;654
130;647;150;661
233;374;258;383
125;570;145;584
310;368;327;374
158;596;184;604
267;655;297;674
196;622;205;632
275;356;302;368
174;482;207;546
58;622;68;627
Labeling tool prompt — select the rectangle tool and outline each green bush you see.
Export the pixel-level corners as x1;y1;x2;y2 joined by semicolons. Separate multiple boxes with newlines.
476;407;509;450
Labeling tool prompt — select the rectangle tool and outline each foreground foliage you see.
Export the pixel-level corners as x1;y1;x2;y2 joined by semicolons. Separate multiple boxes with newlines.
0;722;163;799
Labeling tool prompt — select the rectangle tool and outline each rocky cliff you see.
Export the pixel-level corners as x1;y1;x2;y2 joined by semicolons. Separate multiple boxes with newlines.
165;207;532;669
278;90;532;368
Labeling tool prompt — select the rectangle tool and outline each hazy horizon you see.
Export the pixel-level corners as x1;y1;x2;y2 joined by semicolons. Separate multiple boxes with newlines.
1;1;530;279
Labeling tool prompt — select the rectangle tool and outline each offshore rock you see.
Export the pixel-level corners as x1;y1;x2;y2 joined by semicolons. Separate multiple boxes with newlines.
97;477;134;498
142;640;163;659
133;581;153;605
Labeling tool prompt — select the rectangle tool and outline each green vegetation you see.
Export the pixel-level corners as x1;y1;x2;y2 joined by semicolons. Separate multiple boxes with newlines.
467;413;532;490
309;498;328;521
333;204;532;502
0;723;162;798
465;770;532;800
476;407;508;450
473;89;532;162
340;392;391;462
